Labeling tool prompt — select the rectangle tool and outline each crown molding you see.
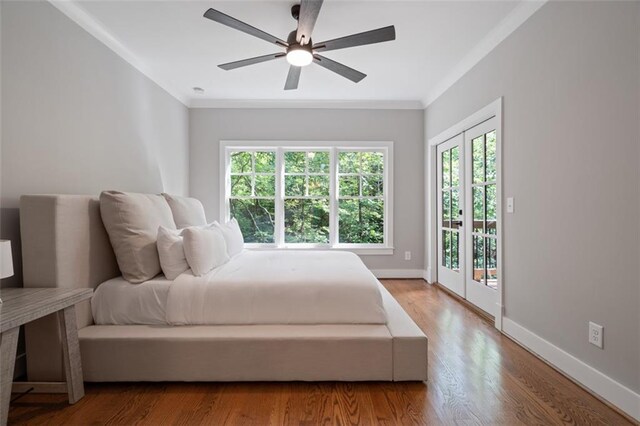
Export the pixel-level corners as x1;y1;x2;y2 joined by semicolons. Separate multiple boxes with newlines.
423;0;548;107
48;0;189;106
189;98;425;110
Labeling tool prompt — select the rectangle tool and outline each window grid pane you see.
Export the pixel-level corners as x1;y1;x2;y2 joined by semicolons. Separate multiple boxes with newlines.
451;146;459;187
230;198;275;243
485;131;497;182
473;186;484;233
451;189;459;229
231;151;252;174
254;151;275;173
485;183;497;235
442;190;451;228
451;231;459;272
339;199;384;244
472;136;484;184
284;199;330;244
473;235;485;284
444;230;451;268
442;150;450;188
486;236;498;289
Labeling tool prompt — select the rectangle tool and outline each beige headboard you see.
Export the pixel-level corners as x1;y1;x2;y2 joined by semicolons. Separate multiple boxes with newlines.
20;195;120;380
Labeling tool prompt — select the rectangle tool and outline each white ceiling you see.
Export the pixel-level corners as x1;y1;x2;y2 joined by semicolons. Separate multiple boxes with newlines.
65;0;531;107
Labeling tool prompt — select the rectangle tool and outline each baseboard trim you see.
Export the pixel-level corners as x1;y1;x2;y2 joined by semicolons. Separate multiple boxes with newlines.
425;267;434;283
371;269;425;279
503;318;640;422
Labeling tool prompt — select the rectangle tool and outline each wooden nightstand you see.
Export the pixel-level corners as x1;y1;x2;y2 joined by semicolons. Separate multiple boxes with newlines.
0;288;92;426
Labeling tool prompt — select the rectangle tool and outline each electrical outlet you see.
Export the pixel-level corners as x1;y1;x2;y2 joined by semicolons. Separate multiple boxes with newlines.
404;251;411;261
589;322;603;349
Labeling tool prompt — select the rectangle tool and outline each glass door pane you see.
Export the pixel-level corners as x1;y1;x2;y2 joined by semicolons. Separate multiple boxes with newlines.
437;135;465;296
440;147;461;272
470;130;498;288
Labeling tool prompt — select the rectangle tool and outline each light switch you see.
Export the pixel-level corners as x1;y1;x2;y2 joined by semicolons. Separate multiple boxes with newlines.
507;197;514;213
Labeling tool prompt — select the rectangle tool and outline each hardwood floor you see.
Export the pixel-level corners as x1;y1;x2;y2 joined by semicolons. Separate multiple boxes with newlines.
8;280;633;425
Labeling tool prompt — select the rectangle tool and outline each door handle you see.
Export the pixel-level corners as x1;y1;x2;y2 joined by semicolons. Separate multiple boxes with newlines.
452;220;463;227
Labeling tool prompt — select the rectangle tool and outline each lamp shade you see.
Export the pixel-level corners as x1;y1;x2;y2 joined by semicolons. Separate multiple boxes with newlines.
0;240;14;279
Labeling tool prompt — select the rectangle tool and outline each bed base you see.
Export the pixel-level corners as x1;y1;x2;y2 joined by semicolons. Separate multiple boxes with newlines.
79;286;427;382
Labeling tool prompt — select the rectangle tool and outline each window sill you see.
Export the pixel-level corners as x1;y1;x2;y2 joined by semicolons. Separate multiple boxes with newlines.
244;244;394;256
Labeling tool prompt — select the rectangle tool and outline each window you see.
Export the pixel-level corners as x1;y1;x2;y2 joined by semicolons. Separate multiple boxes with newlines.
228;150;276;243
284;151;330;243
338;151;385;244
222;142;393;254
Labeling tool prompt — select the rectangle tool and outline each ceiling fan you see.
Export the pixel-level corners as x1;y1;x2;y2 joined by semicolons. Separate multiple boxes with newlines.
203;0;396;90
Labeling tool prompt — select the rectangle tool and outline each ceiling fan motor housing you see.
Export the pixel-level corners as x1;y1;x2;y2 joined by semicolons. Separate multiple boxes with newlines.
287;30;312;50
286;30;313;66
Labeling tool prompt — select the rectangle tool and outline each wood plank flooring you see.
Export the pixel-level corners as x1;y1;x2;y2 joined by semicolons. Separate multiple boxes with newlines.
8;280;634;425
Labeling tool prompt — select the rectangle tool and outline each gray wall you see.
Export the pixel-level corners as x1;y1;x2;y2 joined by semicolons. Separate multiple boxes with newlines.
0;1;190;288
425;1;640;392
190;108;424;270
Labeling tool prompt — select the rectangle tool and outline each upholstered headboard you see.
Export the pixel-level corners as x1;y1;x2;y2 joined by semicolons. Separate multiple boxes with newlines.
20;195;120;380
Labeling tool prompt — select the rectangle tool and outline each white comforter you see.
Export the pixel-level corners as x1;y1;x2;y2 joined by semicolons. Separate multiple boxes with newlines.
165;250;387;325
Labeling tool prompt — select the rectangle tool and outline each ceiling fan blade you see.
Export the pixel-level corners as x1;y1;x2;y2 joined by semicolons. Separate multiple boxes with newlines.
204;8;288;47
296;0;323;45
219;53;285;71
313;25;395;52
284;66;302;90
313;55;366;83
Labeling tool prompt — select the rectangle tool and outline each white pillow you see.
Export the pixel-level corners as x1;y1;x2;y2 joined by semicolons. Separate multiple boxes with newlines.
161;193;207;228
156;226;189;280
214;218;244;257
182;226;230;276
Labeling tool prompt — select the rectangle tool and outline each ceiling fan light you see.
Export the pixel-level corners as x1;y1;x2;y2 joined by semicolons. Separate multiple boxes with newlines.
286;47;313;67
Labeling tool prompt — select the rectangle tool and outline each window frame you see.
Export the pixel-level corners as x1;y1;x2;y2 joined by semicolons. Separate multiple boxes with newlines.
221;140;394;255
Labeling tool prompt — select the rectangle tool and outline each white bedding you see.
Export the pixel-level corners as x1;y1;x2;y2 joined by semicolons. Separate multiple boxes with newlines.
166;250;387;325
92;276;170;325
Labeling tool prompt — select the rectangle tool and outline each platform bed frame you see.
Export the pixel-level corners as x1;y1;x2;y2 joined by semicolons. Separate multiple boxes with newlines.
20;195;428;382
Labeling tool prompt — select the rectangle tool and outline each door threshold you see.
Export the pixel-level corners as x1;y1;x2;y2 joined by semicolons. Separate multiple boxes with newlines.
434;282;494;324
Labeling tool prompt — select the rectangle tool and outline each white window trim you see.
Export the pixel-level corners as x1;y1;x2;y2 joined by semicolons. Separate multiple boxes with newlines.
220;140;394;255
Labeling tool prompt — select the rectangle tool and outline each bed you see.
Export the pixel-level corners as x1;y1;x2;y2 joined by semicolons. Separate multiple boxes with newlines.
19;195;428;382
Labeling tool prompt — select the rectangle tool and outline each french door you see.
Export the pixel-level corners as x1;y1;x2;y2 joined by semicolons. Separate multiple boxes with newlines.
437;117;499;317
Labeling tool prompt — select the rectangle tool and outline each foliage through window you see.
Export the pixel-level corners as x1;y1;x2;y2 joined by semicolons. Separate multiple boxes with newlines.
229;150;276;243
440;146;460;272
224;144;391;250
284;151;330;243
471;130;498;289
338;152;384;244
